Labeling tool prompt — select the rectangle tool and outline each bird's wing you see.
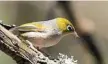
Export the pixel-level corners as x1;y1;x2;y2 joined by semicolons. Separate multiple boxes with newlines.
9;22;48;37
17;23;46;32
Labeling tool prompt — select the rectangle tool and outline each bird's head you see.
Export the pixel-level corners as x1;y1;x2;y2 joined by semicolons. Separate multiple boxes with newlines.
56;18;79;37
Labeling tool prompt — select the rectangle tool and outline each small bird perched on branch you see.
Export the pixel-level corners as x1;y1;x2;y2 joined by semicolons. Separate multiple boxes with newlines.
10;18;78;49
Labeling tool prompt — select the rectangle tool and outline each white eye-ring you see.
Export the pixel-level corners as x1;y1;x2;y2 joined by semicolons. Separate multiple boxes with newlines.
67;25;74;31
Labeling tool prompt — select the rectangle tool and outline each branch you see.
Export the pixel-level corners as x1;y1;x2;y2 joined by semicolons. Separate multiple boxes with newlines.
0;23;78;64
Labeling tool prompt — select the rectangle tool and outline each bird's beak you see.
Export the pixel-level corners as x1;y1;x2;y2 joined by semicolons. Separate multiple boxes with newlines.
73;31;79;38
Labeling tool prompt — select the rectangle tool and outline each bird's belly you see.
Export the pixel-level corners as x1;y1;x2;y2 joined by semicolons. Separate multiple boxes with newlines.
28;36;61;48
44;37;60;47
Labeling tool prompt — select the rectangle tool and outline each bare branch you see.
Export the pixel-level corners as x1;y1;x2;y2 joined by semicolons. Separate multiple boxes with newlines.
0;24;77;64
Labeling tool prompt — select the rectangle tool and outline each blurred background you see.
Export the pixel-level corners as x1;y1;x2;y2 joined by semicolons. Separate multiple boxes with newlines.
0;1;108;64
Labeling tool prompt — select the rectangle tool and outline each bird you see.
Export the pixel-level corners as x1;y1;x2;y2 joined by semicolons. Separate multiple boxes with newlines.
10;18;78;49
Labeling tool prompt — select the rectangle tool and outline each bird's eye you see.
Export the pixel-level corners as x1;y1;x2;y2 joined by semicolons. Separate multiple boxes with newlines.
67;25;74;31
